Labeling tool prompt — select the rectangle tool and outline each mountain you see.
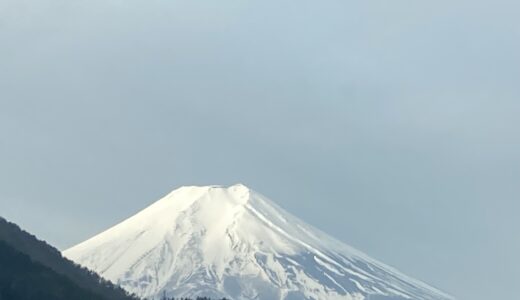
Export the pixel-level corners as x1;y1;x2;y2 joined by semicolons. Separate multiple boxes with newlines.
63;184;453;300
0;217;138;300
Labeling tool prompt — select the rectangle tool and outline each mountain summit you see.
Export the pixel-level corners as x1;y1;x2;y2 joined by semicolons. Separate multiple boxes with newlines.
64;184;452;300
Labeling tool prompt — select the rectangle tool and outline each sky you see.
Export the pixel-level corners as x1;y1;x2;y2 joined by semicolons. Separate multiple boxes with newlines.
0;0;519;299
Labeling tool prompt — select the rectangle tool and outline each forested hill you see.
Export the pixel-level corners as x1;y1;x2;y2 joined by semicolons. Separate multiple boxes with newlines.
0;240;108;300
0;217;138;300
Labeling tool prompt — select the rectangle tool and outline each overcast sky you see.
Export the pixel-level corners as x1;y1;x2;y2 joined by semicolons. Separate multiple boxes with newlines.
1;0;519;299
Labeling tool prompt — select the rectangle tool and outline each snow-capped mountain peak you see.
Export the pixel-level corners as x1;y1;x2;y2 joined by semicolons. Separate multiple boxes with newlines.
64;184;453;300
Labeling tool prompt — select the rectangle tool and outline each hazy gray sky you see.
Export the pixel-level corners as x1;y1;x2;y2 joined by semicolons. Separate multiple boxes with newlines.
1;0;519;299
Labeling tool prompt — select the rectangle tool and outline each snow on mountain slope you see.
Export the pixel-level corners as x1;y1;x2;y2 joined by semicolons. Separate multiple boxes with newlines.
63;184;453;300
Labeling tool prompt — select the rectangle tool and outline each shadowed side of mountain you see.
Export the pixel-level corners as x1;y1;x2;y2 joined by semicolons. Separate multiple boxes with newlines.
0;240;108;300
0;216;138;300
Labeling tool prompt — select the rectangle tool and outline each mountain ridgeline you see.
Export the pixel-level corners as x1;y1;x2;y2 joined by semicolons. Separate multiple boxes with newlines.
0;217;138;300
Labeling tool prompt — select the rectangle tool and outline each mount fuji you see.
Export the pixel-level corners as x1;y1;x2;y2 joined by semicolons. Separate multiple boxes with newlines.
63;184;452;300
